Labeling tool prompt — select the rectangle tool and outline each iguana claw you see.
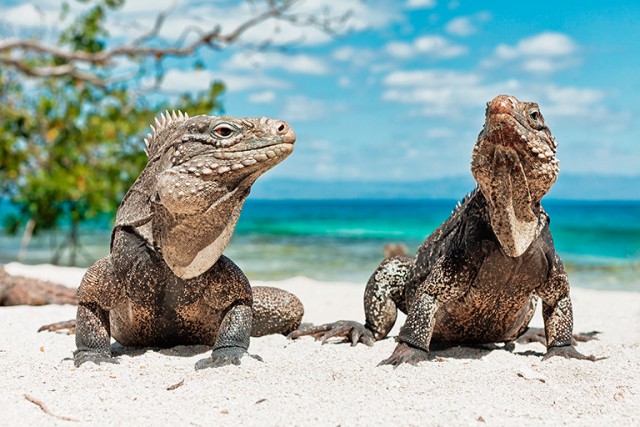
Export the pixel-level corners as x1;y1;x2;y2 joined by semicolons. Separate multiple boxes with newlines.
289;320;375;347
542;345;597;361
195;347;263;370
73;350;118;367
378;342;429;367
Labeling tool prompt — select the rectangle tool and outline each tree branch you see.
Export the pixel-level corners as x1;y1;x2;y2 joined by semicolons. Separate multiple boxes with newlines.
0;0;307;86
1;57;106;87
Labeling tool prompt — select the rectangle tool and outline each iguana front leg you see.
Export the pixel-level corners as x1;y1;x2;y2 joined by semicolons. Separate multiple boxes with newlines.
380;292;439;366
290;256;411;346
75;303;114;366
195;304;260;369
74;257;124;367
537;254;595;361
380;251;474;366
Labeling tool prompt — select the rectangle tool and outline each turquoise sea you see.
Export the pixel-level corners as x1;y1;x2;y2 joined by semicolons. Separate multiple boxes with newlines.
1;199;639;291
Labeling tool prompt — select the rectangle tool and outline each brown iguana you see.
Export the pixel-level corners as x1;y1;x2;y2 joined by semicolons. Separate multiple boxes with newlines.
292;95;595;365
62;111;302;369
0;266;77;306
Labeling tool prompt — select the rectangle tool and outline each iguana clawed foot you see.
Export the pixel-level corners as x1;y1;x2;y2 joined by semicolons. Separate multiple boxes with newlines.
542;345;597;362
73;350;119;367
289;320;375;347
38;319;76;334
571;330;600;343
195;347;263;370
516;327;600;346
378;342;429;367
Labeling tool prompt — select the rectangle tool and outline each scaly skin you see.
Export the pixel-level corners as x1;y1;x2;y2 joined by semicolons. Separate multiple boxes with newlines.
292;95;595;365
70;111;303;369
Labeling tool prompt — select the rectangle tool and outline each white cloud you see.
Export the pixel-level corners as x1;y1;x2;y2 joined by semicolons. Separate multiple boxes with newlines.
117;0;175;14
500;32;576;58
338;77;351;88
385;35;467;59
445;17;474;36
384;70;481;87
332;47;355;62
218;74;289;93
382;70;514;118
280;96;328;122
220;0;399;47
521;59;558;73
406;0;437;9
445;12;491;37
382;68;608;124
541;86;605;118
425;127;456;139
1;4;50;27
226;52;328;75
159;70;214;92
487;32;578;74
385;42;415;59
15;0;399;48
160;69;288;93
332;46;377;68
416;35;467;57
248;90;277;104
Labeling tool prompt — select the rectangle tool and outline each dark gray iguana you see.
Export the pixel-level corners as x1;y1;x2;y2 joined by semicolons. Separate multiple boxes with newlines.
69;111;302;369
292;95;595;365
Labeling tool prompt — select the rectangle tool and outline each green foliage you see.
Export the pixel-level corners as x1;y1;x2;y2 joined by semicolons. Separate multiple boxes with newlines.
0;0;223;252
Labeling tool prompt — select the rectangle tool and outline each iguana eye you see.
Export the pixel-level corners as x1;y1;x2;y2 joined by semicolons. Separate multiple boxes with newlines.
528;109;544;129
212;123;236;138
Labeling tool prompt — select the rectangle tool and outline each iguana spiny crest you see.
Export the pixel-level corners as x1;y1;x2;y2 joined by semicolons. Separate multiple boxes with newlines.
115;112;296;279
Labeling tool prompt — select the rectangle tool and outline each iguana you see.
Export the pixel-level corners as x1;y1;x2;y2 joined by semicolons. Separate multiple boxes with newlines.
0;266;77;306
292;95;595;365
63;111;302;369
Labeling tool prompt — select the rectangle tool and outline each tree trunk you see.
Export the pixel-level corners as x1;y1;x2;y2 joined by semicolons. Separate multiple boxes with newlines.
69;218;79;266
17;217;36;262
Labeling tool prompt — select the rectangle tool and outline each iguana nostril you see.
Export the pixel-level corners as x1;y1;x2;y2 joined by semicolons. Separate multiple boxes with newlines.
274;120;295;144
275;121;287;134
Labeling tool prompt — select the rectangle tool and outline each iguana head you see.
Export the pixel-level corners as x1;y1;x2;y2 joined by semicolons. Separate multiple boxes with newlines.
471;95;558;257
115;112;295;279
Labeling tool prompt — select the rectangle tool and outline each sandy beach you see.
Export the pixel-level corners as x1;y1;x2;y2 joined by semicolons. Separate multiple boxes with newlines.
1;262;639;426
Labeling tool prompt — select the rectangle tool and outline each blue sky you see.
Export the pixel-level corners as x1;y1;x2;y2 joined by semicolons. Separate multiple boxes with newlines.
2;0;639;182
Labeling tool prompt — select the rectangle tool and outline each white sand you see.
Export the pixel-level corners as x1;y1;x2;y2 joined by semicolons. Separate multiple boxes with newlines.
1;263;639;426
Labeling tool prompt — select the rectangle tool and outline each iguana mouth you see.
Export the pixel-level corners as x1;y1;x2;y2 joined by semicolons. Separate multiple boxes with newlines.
223;140;295;156
485;113;555;162
167;142;294;179
484;113;528;147
228;140;295;153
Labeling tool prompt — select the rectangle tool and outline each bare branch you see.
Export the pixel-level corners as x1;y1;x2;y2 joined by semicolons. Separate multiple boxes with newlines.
0;39;107;64
0;0;349;87
1;57;105;87
130;2;176;46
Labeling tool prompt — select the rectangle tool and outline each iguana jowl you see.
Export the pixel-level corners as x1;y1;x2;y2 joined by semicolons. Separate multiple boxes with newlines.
293;95;594;365
74;111;303;369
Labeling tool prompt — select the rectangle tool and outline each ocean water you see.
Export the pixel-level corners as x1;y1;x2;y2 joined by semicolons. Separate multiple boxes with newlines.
1;199;638;291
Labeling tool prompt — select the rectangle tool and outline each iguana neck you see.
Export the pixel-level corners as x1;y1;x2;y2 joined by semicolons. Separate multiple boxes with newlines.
471;95;557;258
154;172;258;279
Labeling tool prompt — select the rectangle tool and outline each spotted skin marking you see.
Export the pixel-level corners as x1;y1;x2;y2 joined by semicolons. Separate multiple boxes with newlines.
292;95;593;365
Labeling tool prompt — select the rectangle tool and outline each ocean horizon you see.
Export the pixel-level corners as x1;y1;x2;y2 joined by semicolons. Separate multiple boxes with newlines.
1;198;639;292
